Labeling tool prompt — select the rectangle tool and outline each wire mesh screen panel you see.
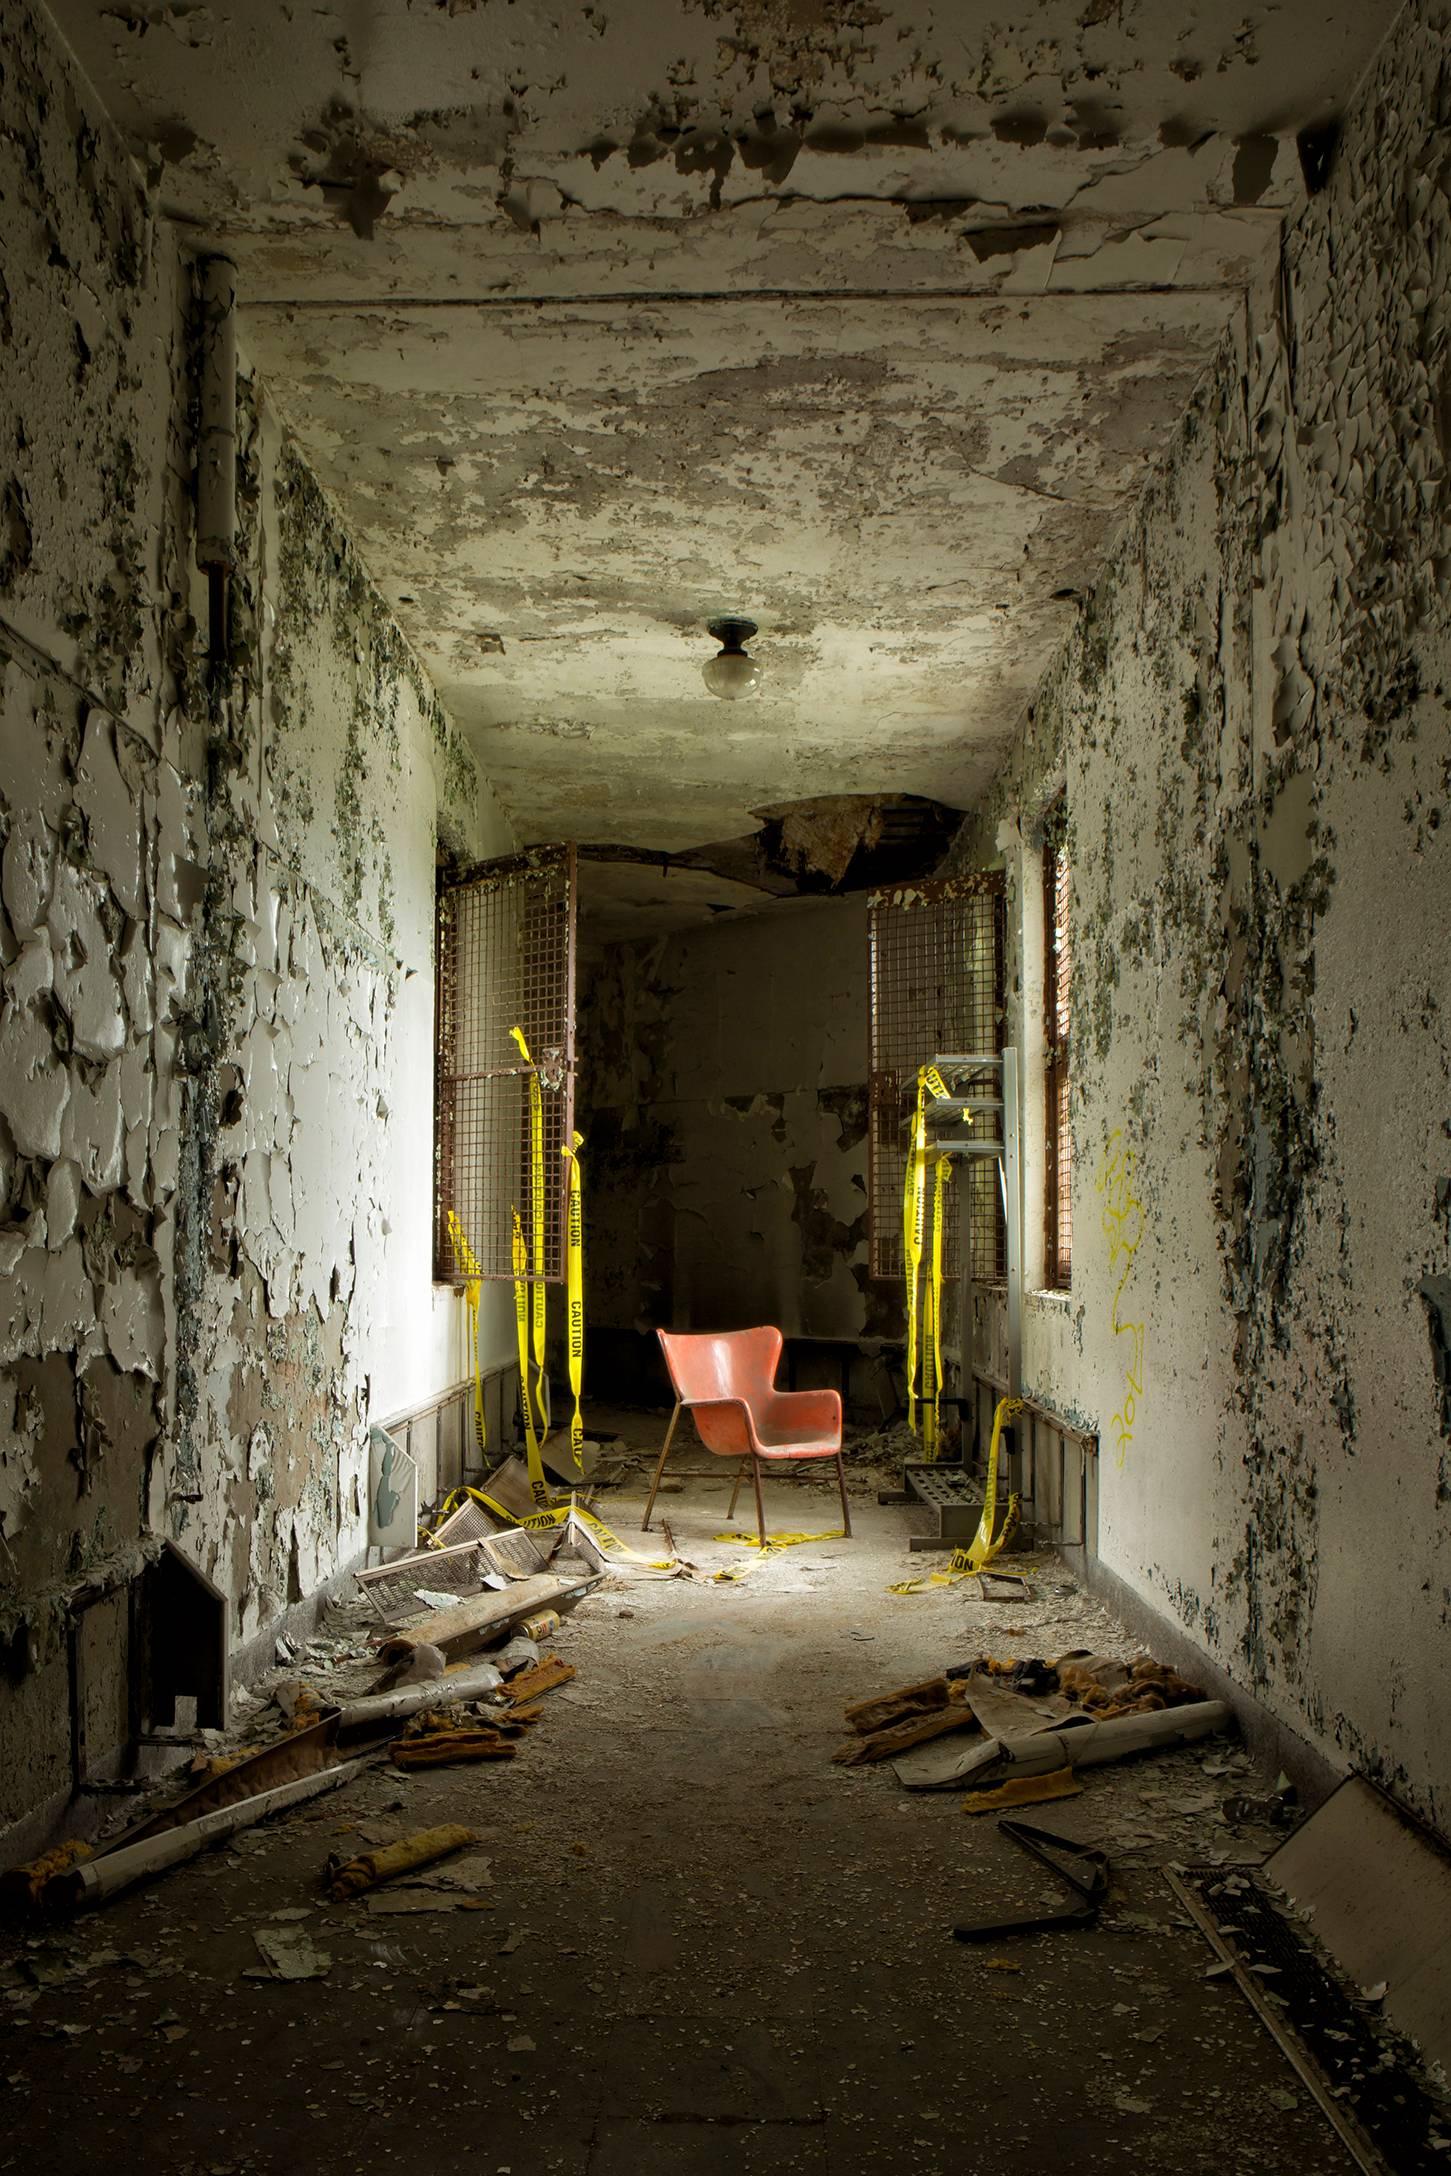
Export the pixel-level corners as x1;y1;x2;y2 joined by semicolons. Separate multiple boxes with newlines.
868;874;1006;1284
435;845;577;1284
1044;818;1072;1288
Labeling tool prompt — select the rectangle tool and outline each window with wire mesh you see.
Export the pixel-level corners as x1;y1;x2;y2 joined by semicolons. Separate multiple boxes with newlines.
867;874;1006;1285
434;845;576;1284
1043;805;1072;1290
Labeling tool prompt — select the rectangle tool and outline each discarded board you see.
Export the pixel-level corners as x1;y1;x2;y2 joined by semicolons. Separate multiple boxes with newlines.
377;1573;592;1663
540;1430;600;1489
961;1771;1083;1815
1267;1776;1451;2080
834;1703;977;1768
60;1760;367;1912
504;1655;575;1705
977;1571;1032;1601
476;1457;535;1525
392;1729;517;1769
845;1677;954;1735
1166;1867;1393;2176
102;1706;342;1849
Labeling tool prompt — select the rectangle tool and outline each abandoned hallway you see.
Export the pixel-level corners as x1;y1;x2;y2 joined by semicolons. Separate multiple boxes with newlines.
3;0;1451;2165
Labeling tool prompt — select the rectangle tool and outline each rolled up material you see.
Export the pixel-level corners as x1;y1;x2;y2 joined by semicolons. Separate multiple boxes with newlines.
898;1699;1234;1791
329;1824;479;1899
338;1663;504;1737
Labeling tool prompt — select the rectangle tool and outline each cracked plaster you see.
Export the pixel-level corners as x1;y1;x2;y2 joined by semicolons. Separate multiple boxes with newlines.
0;0;509;1843
46;0;1399;851
967;1;1451;1832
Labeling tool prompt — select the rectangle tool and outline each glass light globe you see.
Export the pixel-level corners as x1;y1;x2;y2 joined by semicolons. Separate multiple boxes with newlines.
702;648;762;700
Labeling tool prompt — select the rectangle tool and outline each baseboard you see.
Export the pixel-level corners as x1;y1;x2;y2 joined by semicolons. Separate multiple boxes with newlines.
0;1777;102;1874
1077;1555;1345;1815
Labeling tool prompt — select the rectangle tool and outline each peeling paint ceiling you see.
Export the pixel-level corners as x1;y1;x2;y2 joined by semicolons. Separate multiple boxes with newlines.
51;0;1399;854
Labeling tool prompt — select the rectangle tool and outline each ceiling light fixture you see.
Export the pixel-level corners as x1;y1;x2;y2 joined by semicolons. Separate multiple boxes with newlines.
702;616;762;700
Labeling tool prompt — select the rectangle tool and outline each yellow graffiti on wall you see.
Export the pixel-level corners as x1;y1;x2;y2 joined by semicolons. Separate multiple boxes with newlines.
1095;1129;1147;1465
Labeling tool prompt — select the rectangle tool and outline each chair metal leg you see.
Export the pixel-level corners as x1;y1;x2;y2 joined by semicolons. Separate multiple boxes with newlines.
836;1452;852;1538
642;1402;681;1532
751;1455;767;1549
727;1458;747;1520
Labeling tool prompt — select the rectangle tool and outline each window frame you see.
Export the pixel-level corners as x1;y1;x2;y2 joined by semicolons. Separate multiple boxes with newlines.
1042;804;1072;1292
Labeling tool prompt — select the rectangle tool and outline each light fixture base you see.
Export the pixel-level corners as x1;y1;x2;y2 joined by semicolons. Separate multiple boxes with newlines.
706;616;758;651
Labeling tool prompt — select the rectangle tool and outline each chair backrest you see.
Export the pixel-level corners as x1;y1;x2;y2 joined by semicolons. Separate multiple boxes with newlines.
657;1327;782;1411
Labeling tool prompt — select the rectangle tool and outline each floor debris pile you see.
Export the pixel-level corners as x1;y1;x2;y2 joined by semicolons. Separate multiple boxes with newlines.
835;1647;1232;1804
1;1493;614;1925
2;1413;1446;2174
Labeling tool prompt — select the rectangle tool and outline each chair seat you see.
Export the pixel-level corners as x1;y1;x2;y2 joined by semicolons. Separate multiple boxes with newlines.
754;1438;839;1461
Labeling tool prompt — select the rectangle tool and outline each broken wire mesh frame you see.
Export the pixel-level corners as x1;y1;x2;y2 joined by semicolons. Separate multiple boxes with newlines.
434;845;577;1283
867;872;1007;1284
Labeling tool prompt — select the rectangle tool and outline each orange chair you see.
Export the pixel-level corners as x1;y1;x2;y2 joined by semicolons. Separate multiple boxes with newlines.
642;1326;851;1548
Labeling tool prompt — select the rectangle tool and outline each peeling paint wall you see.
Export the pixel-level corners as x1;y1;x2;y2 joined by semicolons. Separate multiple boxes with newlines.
580;900;897;1383
0;0;511;1845
983;2;1451;1831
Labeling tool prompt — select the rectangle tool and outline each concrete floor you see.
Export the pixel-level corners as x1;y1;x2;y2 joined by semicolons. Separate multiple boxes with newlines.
1;1423;1348;2175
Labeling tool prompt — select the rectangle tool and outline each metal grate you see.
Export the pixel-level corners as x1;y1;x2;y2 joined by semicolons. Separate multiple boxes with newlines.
355;1540;490;1619
868;873;1006;1283
904;1464;980;1509
434;845;577;1284
1175;1865;1450;2175
1043;811;1072;1290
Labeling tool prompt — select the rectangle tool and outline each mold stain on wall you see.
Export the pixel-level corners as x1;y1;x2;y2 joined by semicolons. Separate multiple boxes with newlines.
0;0;500;1844
979;8;1451;1830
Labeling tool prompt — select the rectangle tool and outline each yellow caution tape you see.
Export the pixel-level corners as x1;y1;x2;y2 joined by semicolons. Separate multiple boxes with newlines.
519;1498;678;1575
571;1502;677;1575
888;1395;1024;1594
921;1154;951;1461
420;1482;517;1545
961;1395;1023;1574
511;1207;548;1502
509;1026;549;1472
901;1072;928;1435
560;1131;586;1462
920;1196;935;1459
422;1483;677;1575
714;1528;846;1551
903;1064;962;1444
445;1210;486;1459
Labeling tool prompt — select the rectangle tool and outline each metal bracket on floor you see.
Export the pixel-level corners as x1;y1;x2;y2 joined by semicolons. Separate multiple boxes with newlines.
977;1569;1032;1601
953;1821;1110;1941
